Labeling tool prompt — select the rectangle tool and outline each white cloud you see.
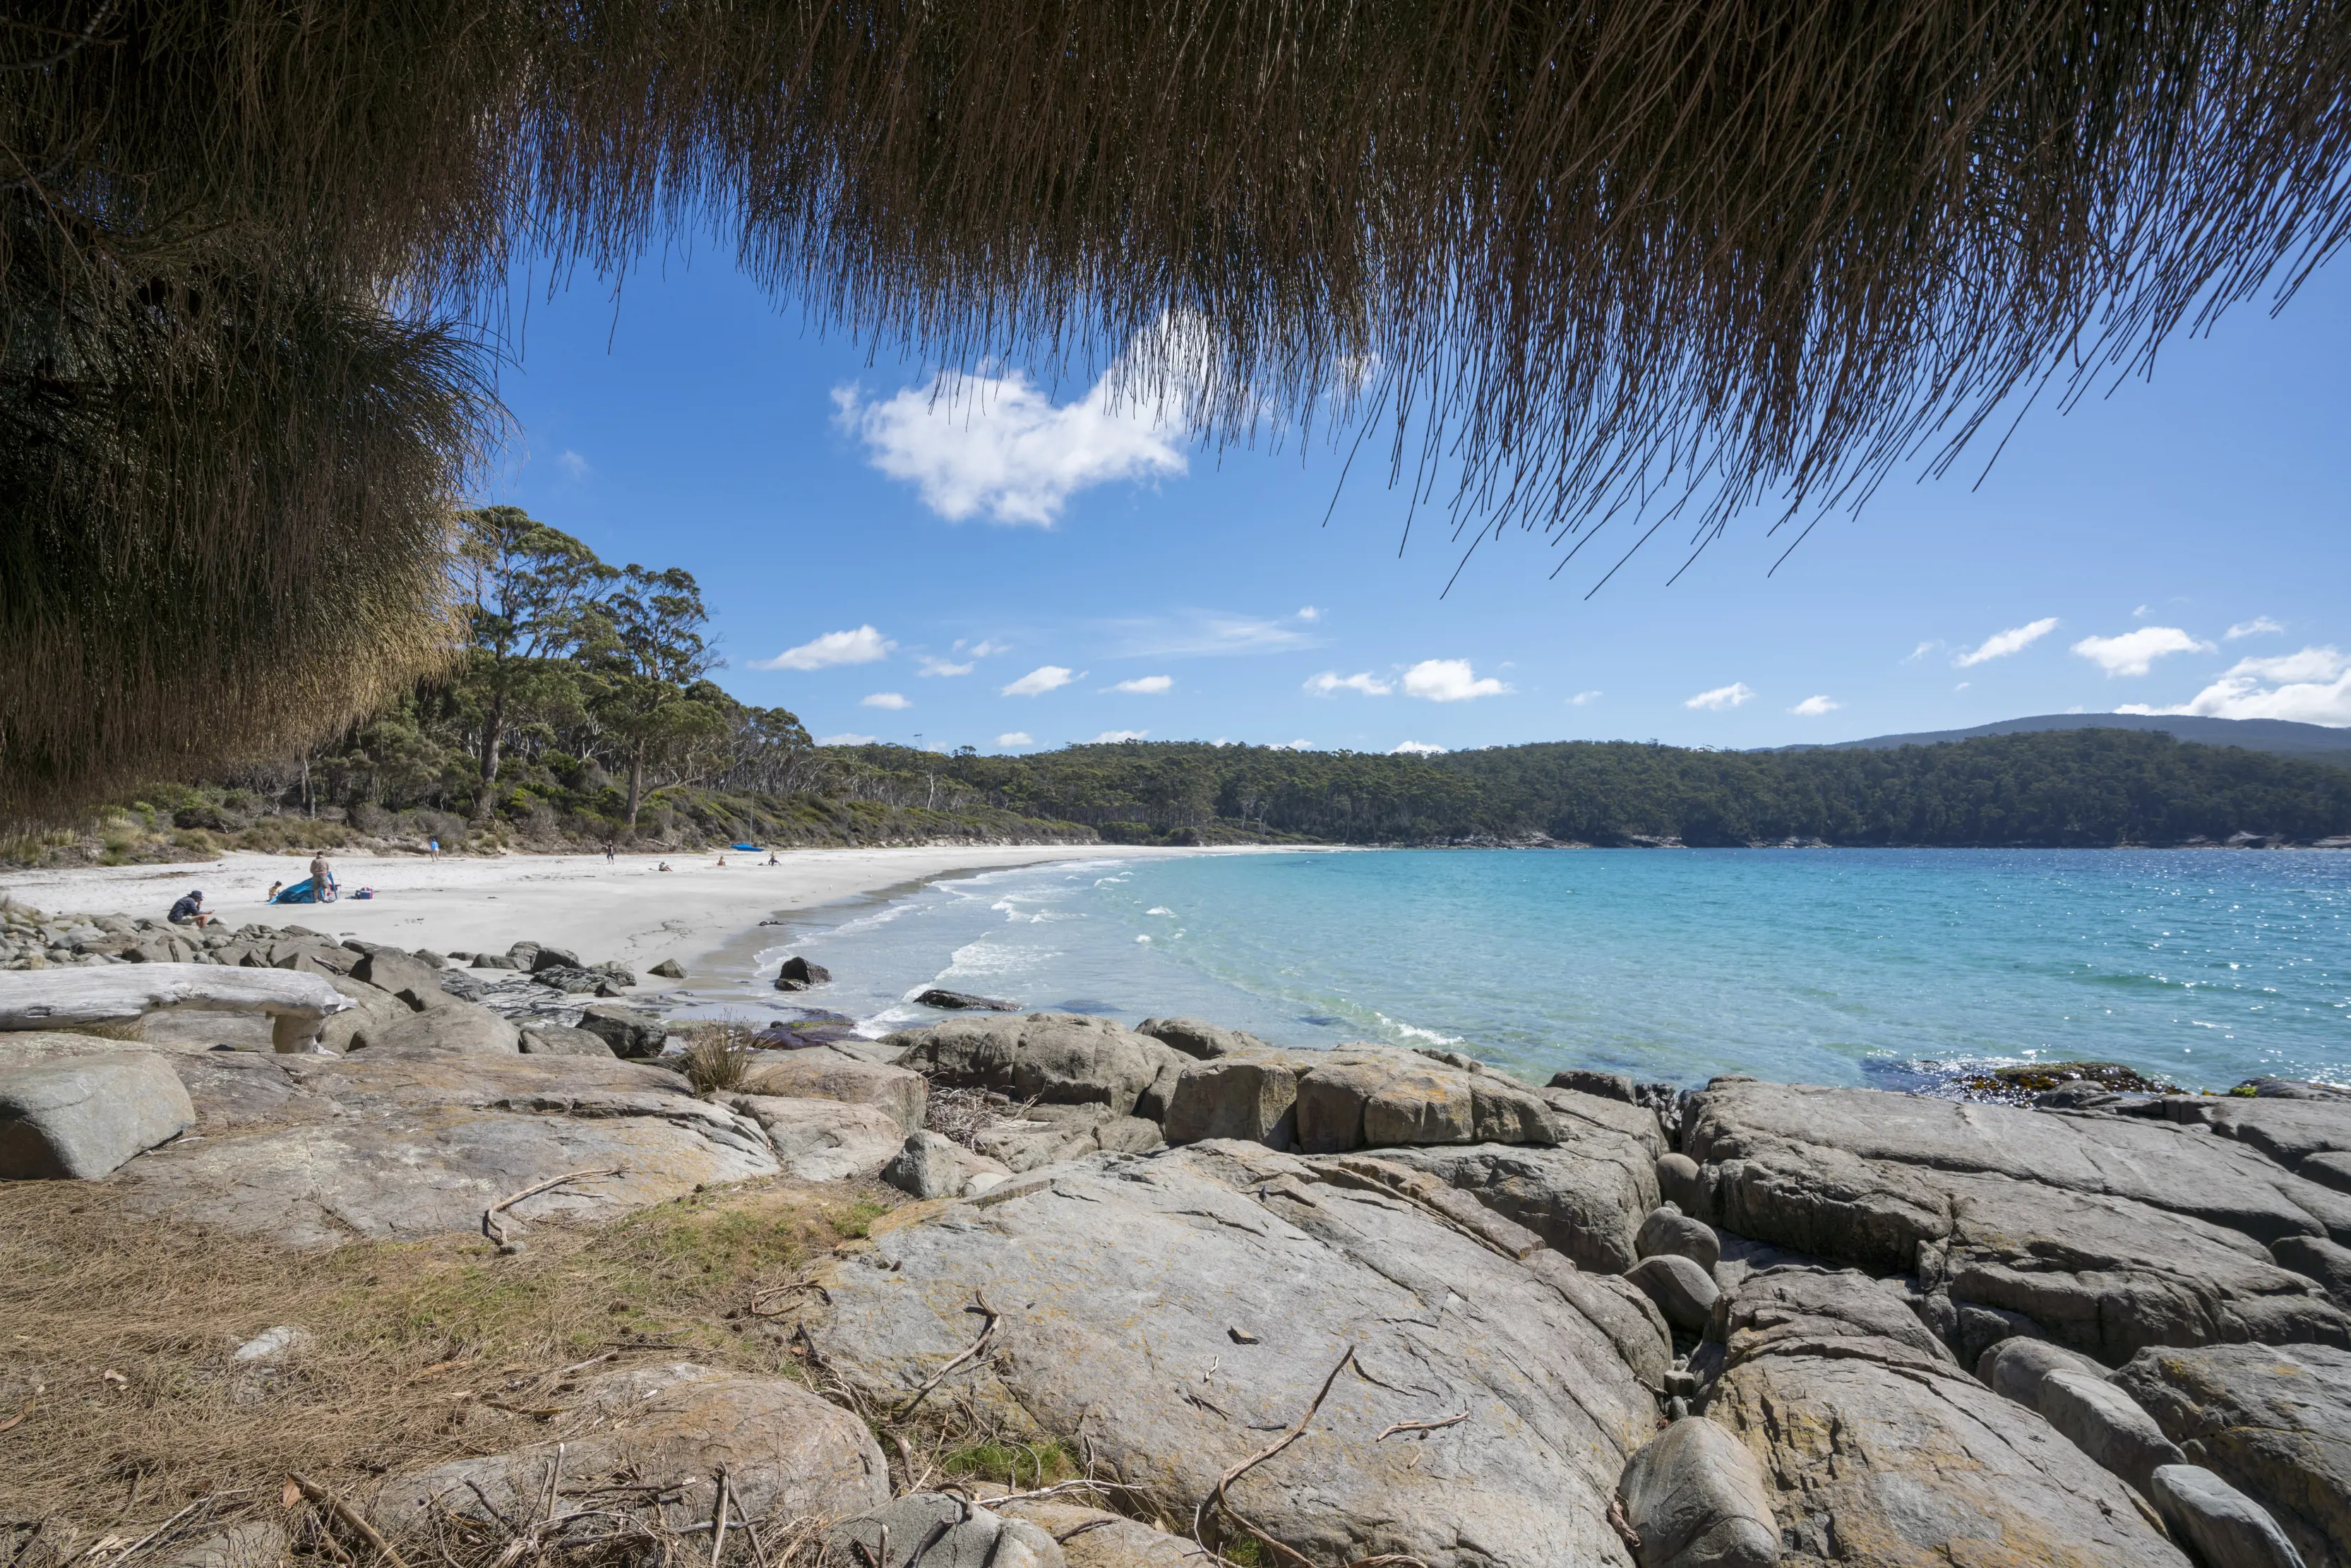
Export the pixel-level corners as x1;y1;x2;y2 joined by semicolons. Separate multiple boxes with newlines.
861;692;911;710
555;449;591;481
2118;646;2351;725
832;327;1191;525
1956;681;1971;691
1108;611;1320;658
1789;695;1841;717
1002;664;1079;696
815;732;878;747
2226;616;2285;640
1267;739;1315;750
1954;617;2059;668
1569;690;1603;706
1390;741;1447;755
1305;671;1392;698
995;731;1034;747
1685;682;1757;712
1904;640;1938;664
1106;675;1173;694
1401;659;1511;702
750;625;895;671
917;656;974;677
1090;729;1150;744
1297;606;1322;622
2071;626;2213;678
2133;604;2151;618
967;639;1008;657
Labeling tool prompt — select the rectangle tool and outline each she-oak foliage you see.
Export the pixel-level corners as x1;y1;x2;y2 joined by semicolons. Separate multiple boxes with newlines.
7;1;2351;825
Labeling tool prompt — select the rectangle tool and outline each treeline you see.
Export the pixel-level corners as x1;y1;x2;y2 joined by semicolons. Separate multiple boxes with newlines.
67;510;1084;858
830;729;2351;848
63;505;2351;858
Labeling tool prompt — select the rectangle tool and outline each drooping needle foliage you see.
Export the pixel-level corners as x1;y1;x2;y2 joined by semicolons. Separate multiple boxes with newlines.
6;1;2350;823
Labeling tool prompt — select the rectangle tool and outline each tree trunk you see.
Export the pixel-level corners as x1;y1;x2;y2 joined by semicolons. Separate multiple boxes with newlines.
626;742;645;830
476;684;508;819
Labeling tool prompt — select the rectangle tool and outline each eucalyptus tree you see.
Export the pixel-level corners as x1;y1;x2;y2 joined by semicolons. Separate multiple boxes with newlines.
585;565;724;829
460;507;614;808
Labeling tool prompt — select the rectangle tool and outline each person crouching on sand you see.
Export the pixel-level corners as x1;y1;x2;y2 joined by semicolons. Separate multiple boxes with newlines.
168;890;213;928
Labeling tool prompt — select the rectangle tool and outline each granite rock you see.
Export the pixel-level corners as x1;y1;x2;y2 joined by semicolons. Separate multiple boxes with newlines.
746;1054;928;1134
0;1051;194;1178
890;1013;1187;1119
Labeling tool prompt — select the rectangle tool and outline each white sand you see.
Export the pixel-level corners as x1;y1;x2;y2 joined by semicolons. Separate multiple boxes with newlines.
0;844;1235;971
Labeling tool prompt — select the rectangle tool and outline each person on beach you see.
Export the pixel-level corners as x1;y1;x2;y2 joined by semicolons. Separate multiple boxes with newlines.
657;861;671;872
309;852;338;902
167;890;213;928
266;880;282;902
767;851;778;866
604;844;615;863
428;836;439;861
715;854;726;868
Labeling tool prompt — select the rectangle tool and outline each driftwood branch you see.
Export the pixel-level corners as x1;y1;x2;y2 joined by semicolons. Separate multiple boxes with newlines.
0;966;351;1052
889;1292;999;1421
481;1168;624;1244
1192;1346;1357;1552
290;1473;412;1568
1373;1411;1468;1442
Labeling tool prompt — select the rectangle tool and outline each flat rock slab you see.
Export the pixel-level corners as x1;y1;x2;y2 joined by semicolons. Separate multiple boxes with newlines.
2114;1341;2351;1567
376;1362;887;1533
731;1094;907;1182
807;1139;1656;1568
1700;1269;2189;1567
116;1053;775;1245
1685;1079;2351;1359
746;1053;928;1134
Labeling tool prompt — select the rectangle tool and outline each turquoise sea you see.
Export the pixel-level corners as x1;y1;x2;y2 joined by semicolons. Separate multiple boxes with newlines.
697;848;2350;1094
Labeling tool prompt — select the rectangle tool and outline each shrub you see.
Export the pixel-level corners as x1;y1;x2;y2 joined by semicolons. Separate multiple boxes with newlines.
678;1021;760;1096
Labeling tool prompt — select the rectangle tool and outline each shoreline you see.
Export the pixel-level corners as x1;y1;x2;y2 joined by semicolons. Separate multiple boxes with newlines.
0;844;1279;975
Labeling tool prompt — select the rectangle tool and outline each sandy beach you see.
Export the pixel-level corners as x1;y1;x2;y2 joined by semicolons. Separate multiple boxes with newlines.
0;844;1234;974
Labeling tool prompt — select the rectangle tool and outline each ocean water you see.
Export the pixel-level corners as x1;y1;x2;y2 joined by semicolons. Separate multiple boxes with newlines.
684;848;2350;1094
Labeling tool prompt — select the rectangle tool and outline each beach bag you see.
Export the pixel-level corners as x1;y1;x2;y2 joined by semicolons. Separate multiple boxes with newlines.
351;887;374;899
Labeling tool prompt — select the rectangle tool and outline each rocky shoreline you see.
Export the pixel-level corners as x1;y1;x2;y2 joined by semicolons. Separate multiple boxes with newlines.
4;901;2348;1568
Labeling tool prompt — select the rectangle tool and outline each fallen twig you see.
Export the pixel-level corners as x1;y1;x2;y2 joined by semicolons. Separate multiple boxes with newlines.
889;1292;999;1421
1373;1411;1468;1442
707;1470;729;1568
748;1279;829;1317
1193;1346;1356;1550
0;1396;32;1433
1605;1497;1641;1552
481;1167;624;1245
107;1492;249;1566
289;1474;412;1568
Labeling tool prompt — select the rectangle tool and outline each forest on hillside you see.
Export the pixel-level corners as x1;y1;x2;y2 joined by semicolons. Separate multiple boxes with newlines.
35;510;2351;862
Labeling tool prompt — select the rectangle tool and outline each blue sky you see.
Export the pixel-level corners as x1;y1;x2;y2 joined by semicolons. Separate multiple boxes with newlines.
481;252;2351;755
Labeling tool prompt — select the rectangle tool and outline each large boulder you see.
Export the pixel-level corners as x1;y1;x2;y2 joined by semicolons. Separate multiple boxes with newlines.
1161;1057;1300;1146
1697;1269;2189;1566
1136;1017;1270;1060
746;1053;927;1134
1615;1416;1780;1568
731;1095;907;1182
349;949;450;1011
2160;1093;2351;1181
880;1130;1012;1199
890;1013;1187;1119
2148;1465;2309;1568
349;997;521;1055
803;1140;1658;1568
2038;1368;2188;1495
517;1022;617;1057
0;1051;193;1178
376;1362;886;1533
317;976;410;1053
1291;1050;1557;1154
1367;1137;1656;1272
1683;1079;2351;1360
2114;1342;2351;1567
115;1052;776;1246
575;1003;669;1058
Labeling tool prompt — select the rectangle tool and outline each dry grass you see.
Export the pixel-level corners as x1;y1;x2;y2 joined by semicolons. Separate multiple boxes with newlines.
677;1022;764;1096
0;1175;897;1557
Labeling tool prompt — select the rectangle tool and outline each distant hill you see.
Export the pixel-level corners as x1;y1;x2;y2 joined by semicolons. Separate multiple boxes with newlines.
1783;713;2351;770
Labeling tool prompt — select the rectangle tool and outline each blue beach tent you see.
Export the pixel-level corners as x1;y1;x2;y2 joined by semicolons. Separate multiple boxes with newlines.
272;878;317;904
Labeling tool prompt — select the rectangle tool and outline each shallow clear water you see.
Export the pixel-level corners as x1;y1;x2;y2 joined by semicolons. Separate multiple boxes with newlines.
685;848;2350;1093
